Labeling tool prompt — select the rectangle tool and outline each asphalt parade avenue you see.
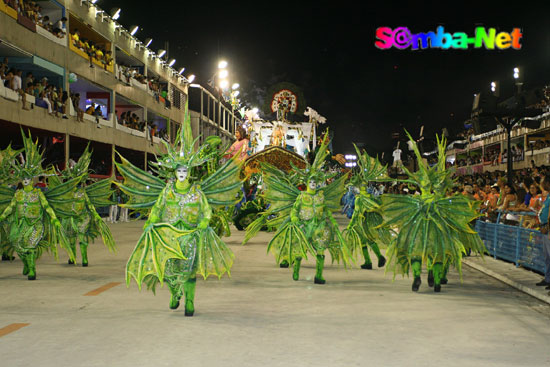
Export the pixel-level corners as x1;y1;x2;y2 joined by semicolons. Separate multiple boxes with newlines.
1;216;549;367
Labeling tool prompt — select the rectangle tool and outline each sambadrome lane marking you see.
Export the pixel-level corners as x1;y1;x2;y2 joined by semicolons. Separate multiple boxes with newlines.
0;323;30;337
83;282;121;296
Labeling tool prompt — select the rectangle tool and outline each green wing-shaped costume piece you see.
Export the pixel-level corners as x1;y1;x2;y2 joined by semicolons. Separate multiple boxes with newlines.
45;174;83;217
86;179;115;208
201;155;244;209
381;133;485;278
126;222;190;287
266;222;315;264
344;146;393;257
0;185;15;254
0;185;15;218
40;175;83;262
115;153;166;214
242;162;301;245
321;172;350;211
196;227;235;279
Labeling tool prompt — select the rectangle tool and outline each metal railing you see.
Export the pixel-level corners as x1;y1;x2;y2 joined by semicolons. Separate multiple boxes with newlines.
475;210;547;274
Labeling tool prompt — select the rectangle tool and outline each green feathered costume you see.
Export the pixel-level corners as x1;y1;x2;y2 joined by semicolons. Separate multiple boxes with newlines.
0;129;77;280
117;107;243;316
380;134;485;292
344;147;392;270
244;132;351;284
50;144;116;267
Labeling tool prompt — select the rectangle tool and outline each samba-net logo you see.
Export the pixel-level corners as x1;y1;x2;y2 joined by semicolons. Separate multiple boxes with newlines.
375;26;522;50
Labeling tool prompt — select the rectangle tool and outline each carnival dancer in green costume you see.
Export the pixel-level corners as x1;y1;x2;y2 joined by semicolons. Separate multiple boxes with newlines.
380;134;485;292
50;144;116;266
0;130;76;279
0;144;23;261
244;133;351;283
117;107;243;316
344;147;390;270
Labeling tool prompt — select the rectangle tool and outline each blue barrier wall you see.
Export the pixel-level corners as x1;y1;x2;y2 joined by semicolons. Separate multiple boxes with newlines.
475;219;547;274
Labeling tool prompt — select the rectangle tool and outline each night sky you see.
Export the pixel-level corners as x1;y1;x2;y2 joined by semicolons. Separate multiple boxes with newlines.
101;1;550;158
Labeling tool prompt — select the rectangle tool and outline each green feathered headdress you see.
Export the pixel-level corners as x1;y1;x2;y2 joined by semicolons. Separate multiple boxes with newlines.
351;145;388;187
401;131;454;195
291;130;332;184
63;143;92;180
149;101;216;179
0;143;23;184
12;129;46;180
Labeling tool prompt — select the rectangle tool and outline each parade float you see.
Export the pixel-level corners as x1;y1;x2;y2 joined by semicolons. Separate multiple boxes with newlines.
232;82;331;230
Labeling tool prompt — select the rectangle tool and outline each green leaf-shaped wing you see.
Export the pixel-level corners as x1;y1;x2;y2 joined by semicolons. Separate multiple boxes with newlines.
45;175;83;217
320;172;349;211
125;223;191;288
201;155;243;209
242;163;301;245
86;179;114;208
266;220;316;264
114;153;165;211
0;185;15;214
196;227;235;279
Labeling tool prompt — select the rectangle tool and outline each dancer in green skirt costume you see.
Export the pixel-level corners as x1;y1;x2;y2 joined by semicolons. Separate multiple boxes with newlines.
244;133;351;283
50;144;116;266
344;147;391;270
117;106;243;315
380;134;485;292
0;130;76;280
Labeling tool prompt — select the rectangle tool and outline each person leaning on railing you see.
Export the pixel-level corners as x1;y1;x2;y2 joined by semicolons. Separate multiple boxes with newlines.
535;174;550;290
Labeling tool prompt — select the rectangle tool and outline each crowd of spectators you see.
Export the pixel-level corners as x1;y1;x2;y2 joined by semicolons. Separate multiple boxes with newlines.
1;58;72;117
70;29;113;71
116;64;147;85
3;0;67;38
118;111;145;131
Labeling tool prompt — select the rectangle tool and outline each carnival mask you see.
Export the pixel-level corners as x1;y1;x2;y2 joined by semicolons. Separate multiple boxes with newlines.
176;166;188;182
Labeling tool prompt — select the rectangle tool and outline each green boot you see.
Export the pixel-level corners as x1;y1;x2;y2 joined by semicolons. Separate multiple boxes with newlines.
279;260;289;268
20;253;29;276
360;246;373;269
184;277;197;317
368;241;386;268
314;254;326;284
441;262;449;284
433;262;443;293
292;258;302;281
411;259;421;292
27;250;36;280
80;242;88;267
168;285;182;310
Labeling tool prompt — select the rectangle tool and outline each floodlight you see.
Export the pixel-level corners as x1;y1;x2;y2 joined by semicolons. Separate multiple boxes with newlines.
110;8;121;20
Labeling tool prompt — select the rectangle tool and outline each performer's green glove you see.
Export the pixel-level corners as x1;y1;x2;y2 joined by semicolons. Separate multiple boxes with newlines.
53;219;61;227
291;214;298;224
198;220;208;230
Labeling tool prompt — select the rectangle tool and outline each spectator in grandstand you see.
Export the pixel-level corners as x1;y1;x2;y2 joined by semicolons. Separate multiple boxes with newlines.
472;183;486;201
24;71;33;89
52;16;67;37
535;176;550;289
60;90;69;119
86;104;95;115
499;184;520;224
103;50;113;71
71;29;81;48
0;57;8;79
92;103;102;128
12;69;29;110
71;93;84;122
